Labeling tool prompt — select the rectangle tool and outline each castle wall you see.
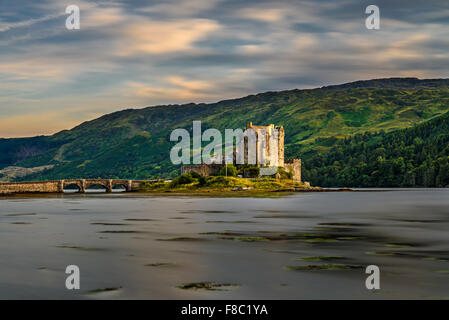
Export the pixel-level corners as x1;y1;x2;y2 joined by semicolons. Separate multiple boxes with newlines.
277;126;285;168
284;159;301;182
181;164;223;176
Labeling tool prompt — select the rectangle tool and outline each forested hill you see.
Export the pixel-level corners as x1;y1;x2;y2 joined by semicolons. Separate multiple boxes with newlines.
302;110;449;187
321;77;449;90
1;77;449;186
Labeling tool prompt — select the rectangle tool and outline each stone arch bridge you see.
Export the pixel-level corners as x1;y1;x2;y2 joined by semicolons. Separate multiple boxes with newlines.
0;179;160;194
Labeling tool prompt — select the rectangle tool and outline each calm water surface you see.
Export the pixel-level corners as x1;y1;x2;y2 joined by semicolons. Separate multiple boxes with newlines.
0;189;448;299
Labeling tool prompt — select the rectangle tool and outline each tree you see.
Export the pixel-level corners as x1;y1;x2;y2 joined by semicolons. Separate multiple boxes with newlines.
218;164;237;177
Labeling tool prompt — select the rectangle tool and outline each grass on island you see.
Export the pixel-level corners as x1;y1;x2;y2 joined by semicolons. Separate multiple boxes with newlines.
139;171;319;194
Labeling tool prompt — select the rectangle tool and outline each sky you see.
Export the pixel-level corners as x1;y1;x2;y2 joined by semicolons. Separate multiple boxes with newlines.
1;0;449;137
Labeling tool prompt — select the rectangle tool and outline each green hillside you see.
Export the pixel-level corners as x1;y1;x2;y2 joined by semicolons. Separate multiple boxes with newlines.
1;77;449;186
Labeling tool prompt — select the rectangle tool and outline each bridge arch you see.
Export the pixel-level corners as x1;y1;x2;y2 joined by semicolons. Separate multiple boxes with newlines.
61;179;141;193
85;183;108;192
0;179;149;194
84;180;109;192
111;182;127;192
63;181;82;193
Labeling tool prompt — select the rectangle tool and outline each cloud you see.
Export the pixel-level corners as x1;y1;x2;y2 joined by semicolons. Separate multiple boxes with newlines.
238;8;287;22
0;60;65;79
0;13;62;32
140;0;223;17
1;0;449;137
82;6;127;28
126;76;217;102
116;18;220;55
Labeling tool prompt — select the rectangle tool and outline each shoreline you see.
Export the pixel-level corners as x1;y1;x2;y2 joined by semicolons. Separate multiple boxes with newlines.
2;187;447;197
0;187;353;197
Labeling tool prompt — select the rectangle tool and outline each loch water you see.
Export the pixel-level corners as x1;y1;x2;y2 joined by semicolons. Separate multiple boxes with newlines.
0;189;448;299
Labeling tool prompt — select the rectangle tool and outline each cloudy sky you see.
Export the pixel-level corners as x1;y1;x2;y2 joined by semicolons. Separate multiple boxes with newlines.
1;0;448;137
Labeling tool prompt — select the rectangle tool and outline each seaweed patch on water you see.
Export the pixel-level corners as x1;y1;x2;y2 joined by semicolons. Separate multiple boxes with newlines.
57;245;107;251
157;237;206;241
251;209;302;214
435;270;449;274
337;236;363;241
423;257;448;262
177;282;239;291
5;213;36;217
253;215;309;219
295;256;345;262
391;219;441;224
218;236;236;240
124;218;155;221
385;243;413;248
259;233;303;241
372;290;398;296
368;250;425;259
180;210;236;214
305;238;339;243
366;251;396;256
145;262;176;267
235;237;270;242
318;222;369;227
200;232;243;236
99;230;144;234
206;220;257;224
91;222;130;226
289;232;364;243
314;226;338;232
285;264;363;271
264;249;303;254
10;222;33;225
200;210;237;214
213;231;351;243
366;251;416;257
87;287;122;294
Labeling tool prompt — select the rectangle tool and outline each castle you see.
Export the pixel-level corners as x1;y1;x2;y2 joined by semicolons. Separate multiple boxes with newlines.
181;122;301;181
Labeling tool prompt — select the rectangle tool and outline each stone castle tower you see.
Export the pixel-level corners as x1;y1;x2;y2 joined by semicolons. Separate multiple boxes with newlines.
181;122;301;181
245;122;284;168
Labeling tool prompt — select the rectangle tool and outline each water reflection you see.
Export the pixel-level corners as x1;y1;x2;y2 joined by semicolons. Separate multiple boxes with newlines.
64;188;126;193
